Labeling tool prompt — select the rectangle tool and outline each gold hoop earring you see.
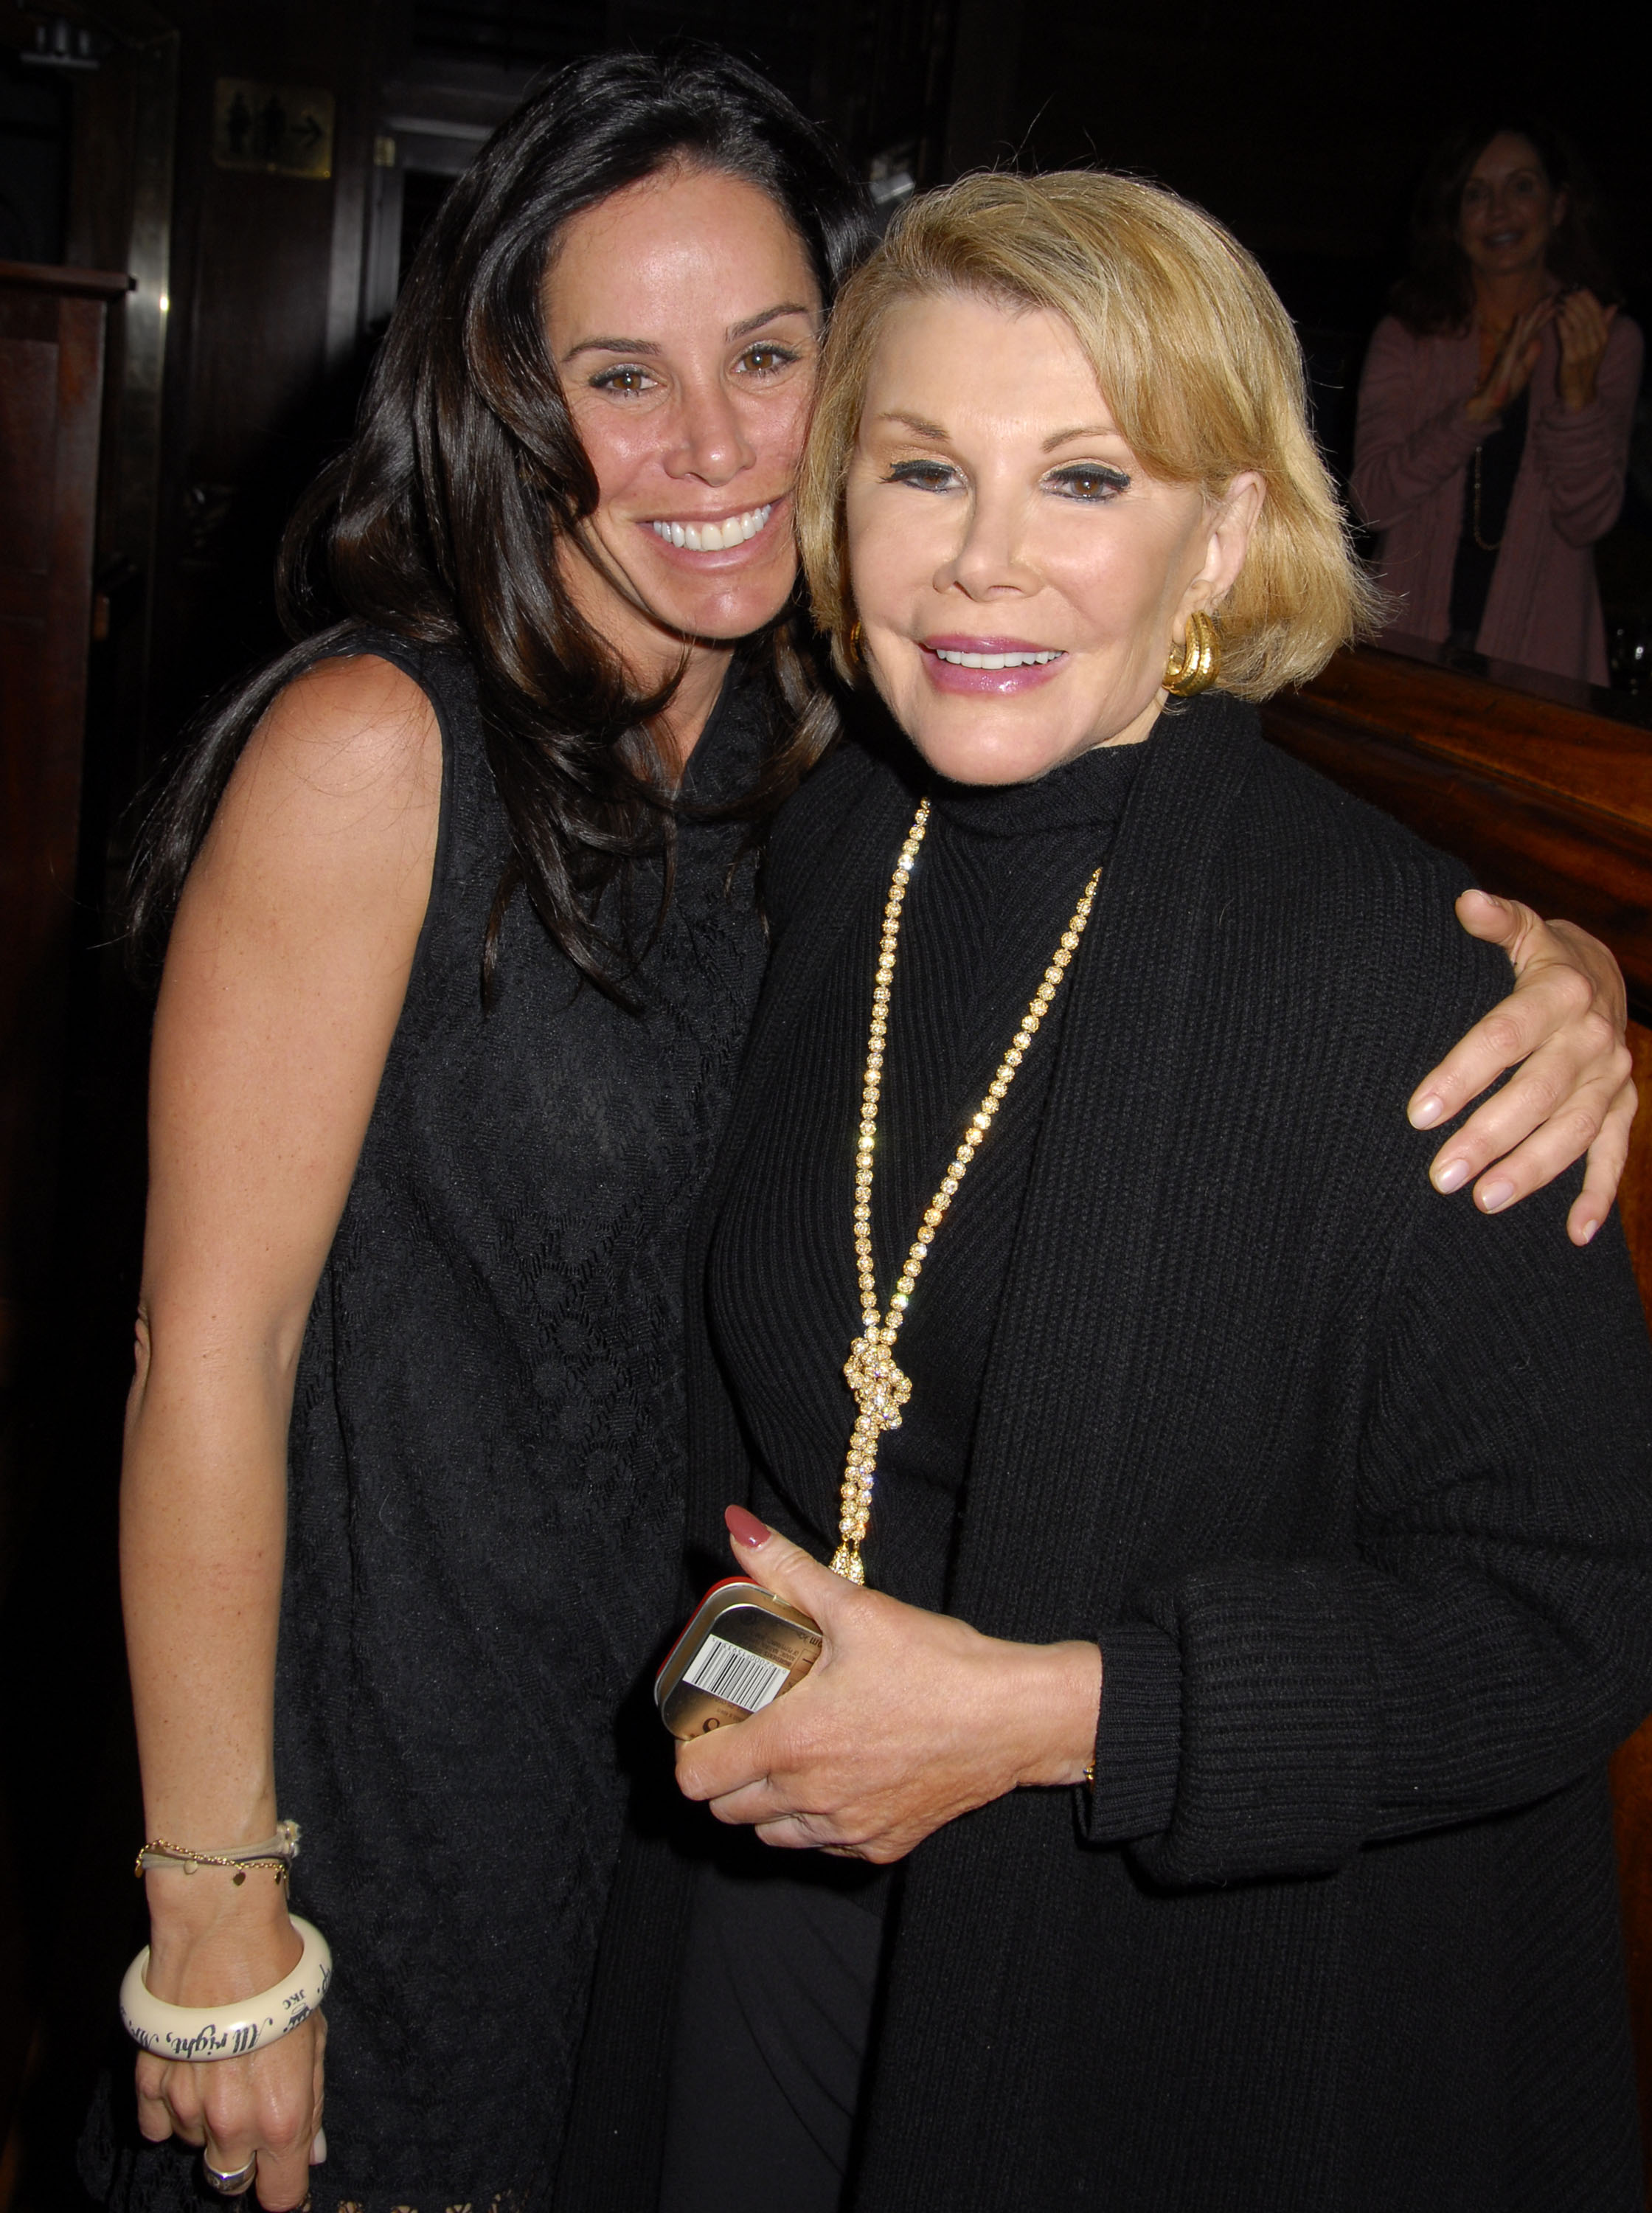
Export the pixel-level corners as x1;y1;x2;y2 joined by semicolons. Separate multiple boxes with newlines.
1164;609;1220;696
847;620;863;669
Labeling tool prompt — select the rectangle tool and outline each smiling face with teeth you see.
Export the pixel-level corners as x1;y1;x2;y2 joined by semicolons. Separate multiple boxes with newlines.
844;291;1262;787
544;164;822;747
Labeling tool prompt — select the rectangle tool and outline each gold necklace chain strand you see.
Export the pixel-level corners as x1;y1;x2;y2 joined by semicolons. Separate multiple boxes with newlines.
831;799;1102;1583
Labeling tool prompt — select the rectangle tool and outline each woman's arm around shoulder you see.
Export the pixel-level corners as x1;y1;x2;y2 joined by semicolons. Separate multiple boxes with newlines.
122;651;440;2209
1412;892;1634;1244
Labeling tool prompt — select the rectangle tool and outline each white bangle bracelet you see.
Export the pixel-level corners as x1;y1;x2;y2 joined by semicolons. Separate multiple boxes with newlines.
120;1916;332;2062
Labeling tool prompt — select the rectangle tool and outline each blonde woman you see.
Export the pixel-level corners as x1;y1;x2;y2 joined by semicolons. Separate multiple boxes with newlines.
558;173;1652;2213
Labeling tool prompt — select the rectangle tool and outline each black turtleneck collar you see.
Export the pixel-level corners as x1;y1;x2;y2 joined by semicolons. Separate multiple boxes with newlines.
924;724;1154;841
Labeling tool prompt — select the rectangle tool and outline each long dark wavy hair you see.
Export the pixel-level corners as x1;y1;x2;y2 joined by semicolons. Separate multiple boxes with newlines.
1389;118;1620;337
129;47;876;999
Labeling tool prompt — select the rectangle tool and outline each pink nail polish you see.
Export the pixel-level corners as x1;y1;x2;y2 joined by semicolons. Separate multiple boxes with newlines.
1411;1095;1444;1129
1479;1179;1514;1212
1435;1158;1470;1194
725;1503;770;1547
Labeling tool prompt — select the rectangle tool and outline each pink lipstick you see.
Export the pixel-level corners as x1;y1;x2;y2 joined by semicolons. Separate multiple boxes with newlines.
920;635;1067;697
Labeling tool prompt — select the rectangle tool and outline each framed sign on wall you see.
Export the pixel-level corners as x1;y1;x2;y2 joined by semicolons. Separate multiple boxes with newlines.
212;77;333;179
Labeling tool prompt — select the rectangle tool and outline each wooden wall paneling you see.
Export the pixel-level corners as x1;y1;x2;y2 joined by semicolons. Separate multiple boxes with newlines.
65;6;180;783
1260;643;1652;2198
0;261;127;2175
0;264;129;1390
140;0;390;741
1263;645;1652;1014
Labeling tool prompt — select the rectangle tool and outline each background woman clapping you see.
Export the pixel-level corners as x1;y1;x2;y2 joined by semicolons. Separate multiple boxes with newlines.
1352;120;1641;682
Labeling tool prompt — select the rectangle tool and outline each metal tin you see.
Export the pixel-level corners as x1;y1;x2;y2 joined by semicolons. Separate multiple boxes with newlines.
655;1576;822;1739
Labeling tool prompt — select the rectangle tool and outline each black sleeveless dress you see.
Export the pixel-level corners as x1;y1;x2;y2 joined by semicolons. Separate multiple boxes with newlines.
91;634;774;2213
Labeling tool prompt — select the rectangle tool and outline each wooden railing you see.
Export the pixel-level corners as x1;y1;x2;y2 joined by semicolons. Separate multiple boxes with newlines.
1262;636;1652;2195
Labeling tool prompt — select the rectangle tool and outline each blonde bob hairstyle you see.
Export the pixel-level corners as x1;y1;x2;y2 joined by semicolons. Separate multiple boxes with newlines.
798;169;1381;702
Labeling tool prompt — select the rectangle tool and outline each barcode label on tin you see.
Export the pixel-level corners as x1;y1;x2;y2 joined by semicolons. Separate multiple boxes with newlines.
681;1632;791;1714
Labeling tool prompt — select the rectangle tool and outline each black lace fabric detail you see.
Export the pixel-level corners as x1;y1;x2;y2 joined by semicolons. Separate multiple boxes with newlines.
86;643;772;2213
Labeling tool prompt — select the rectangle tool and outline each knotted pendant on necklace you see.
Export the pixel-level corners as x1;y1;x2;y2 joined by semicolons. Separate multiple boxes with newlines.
830;800;1101;1584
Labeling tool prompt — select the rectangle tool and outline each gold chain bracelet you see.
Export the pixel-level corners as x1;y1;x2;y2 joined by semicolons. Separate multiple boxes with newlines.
136;1818;301;1886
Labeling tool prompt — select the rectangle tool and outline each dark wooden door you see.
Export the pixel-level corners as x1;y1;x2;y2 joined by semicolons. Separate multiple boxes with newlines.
0;252;130;2164
0;260;129;1492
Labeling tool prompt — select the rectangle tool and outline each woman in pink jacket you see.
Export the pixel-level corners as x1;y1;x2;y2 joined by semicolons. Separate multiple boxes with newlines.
1352;121;1641;683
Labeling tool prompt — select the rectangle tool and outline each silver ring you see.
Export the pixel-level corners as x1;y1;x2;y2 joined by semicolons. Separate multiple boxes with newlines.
202;2155;257;2196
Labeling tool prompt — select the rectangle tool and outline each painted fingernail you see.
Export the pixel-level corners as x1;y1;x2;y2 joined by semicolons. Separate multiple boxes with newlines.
725;1504;770;1547
1579;1218;1600;1244
1478;1179;1515;1212
1434;1158;1471;1193
1410;1094;1445;1129
311;2130;327;2164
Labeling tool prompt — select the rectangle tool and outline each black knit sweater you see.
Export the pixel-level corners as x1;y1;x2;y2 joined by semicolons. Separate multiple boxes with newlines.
715;735;1145;1617
558;693;1652;2213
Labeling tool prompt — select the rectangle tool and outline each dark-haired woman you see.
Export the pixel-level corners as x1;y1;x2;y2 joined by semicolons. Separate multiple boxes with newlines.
100;52;867;2213
100;54;1635;2213
1353;122;1641;682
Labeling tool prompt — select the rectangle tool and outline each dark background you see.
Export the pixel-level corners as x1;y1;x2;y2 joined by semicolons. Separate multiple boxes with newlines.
0;2;1648;2206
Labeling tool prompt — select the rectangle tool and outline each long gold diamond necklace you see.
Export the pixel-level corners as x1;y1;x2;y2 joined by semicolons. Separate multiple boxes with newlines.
830;799;1102;1583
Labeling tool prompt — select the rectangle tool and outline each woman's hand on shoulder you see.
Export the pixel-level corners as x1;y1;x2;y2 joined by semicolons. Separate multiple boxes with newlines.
1407;892;1634;1246
673;1511;1101;1862
135;1876;324;2211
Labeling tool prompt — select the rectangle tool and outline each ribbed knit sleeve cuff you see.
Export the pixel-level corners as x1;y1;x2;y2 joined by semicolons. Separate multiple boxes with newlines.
1080;1621;1182;1844
1533;393;1619;464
